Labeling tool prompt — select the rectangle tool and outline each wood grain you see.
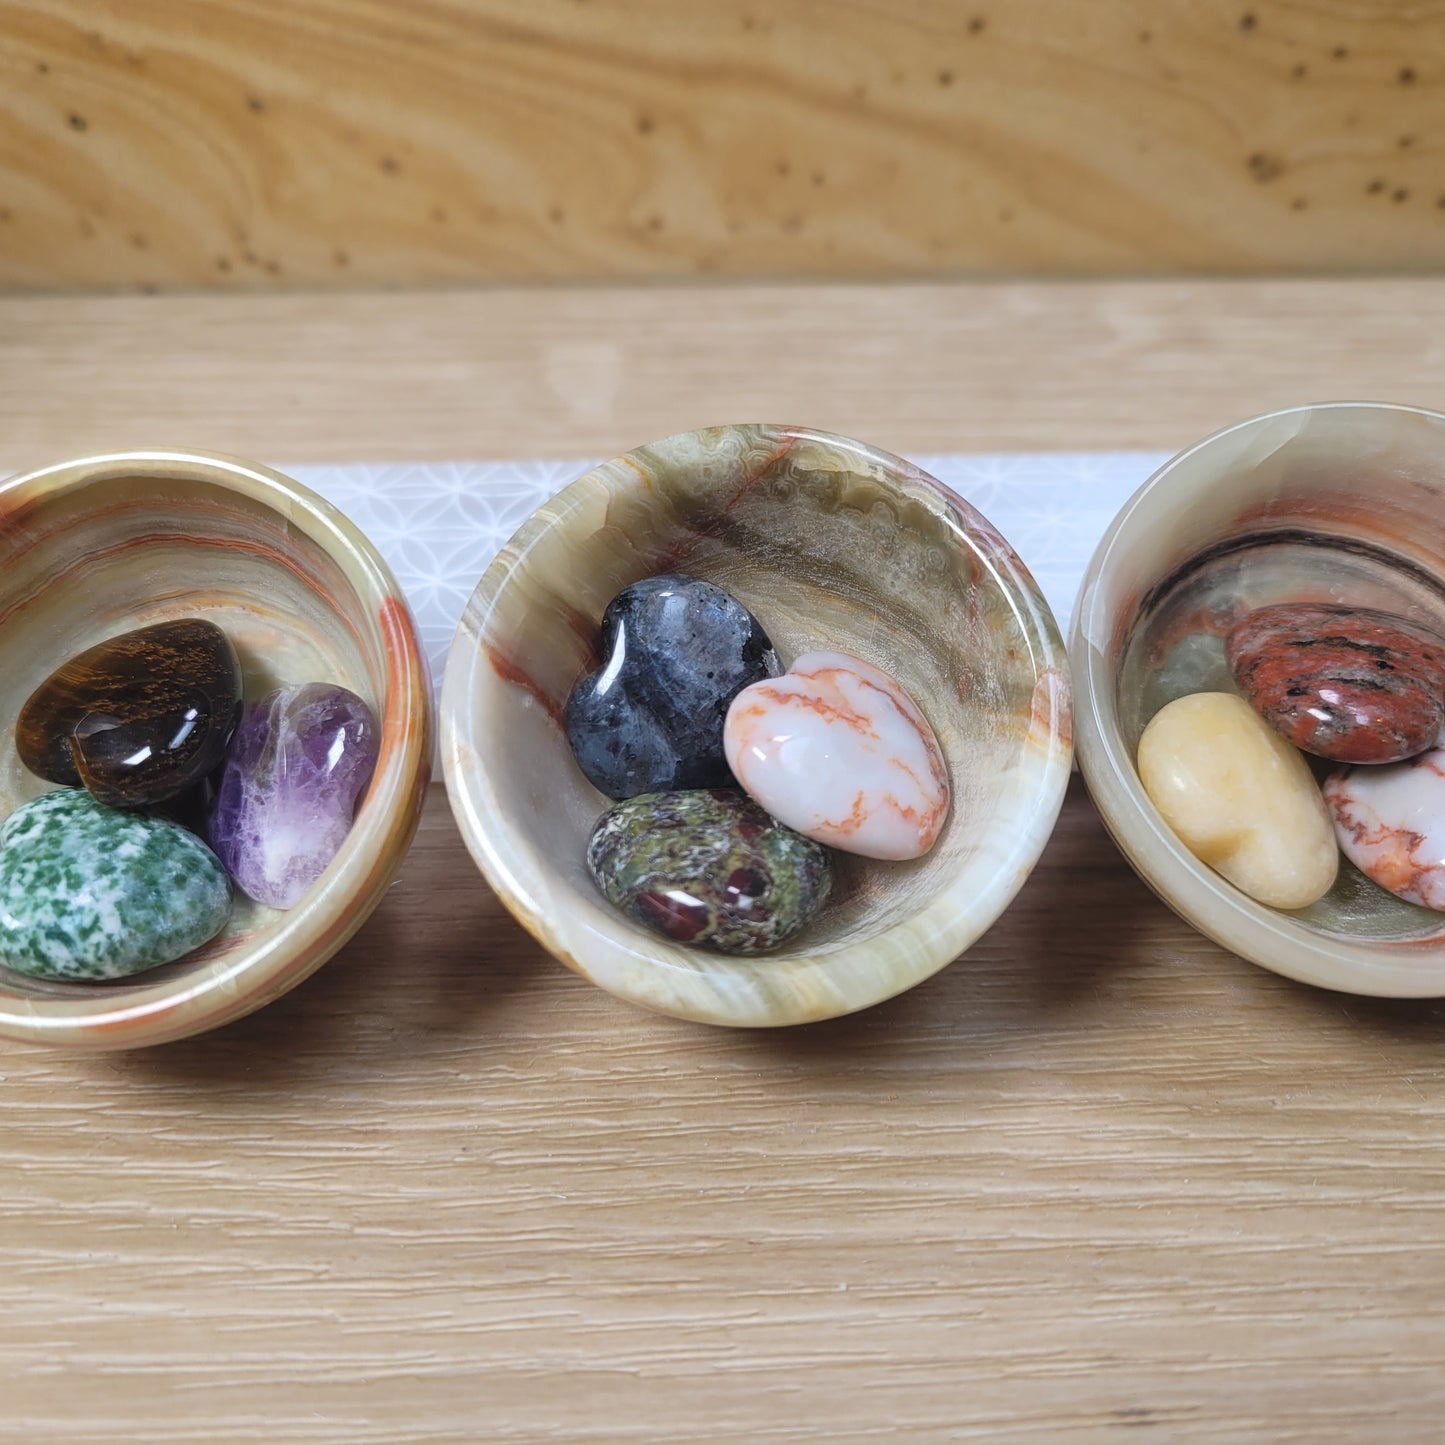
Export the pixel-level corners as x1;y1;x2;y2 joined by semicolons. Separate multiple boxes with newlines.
3;278;1445;1441
2;0;1444;290
4;277;1445;470
5;782;1445;1442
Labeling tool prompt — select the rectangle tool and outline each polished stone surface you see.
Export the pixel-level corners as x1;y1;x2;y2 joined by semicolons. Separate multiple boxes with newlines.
565;574;781;799
1137;691;1338;910
0;789;231;982
209;683;380;910
586;788;833;954
724;651;949;860
1226;602;1445;764
16;618;242;808
444;422;1071;1025
1325;748;1445;910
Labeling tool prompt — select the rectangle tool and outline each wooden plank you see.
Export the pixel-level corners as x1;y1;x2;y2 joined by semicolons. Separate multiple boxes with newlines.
3;277;1445;469
2;280;1445;1440
1;0;1444;290
4;780;1445;1442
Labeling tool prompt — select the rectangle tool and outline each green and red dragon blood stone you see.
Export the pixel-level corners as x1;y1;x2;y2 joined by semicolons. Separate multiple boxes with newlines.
586;789;833;954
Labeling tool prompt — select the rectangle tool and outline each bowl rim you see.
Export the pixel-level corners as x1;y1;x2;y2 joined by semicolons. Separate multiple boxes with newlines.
1070;399;1445;997
440;422;1074;1027
0;448;434;1048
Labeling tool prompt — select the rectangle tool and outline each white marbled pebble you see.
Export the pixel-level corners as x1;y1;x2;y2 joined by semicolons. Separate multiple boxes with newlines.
1324;747;1445;911
724;651;949;861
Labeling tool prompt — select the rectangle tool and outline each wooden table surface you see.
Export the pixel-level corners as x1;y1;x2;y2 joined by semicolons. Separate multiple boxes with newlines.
2;278;1444;1442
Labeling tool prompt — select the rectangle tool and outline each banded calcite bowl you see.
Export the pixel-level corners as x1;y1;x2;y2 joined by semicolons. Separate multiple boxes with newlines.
0;451;432;1048
1072;402;1445;996
441;424;1072;1027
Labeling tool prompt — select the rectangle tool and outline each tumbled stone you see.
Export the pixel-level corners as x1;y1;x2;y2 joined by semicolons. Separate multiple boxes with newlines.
209;683;379;909
1324;748;1445;910
16;618;242;808
0;789;231;982
565;574;781;799
586;789;833;954
724;651;949;860
1226;602;1445;764
1136;692;1338;910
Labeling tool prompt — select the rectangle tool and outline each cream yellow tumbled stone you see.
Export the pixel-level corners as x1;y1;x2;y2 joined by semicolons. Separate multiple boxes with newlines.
1136;691;1338;910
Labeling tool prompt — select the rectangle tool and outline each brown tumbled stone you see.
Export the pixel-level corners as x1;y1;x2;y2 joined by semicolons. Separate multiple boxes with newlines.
17;619;242;808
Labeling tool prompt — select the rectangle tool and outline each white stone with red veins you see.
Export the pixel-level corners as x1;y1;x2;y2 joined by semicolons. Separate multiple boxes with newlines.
723;650;950;861
1324;747;1445;910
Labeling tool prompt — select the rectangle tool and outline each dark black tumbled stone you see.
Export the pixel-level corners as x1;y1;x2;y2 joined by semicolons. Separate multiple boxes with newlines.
565;574;782;799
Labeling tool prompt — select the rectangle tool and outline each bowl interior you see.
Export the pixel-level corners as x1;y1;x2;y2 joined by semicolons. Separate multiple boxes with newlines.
0;453;429;1044
1075;402;1445;992
444;425;1070;1026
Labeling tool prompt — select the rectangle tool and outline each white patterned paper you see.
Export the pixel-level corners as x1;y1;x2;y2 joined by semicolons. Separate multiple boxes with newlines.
289;452;1169;698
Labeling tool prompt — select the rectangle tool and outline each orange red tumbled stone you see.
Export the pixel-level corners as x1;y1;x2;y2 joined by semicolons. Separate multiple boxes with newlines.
1226;603;1445;765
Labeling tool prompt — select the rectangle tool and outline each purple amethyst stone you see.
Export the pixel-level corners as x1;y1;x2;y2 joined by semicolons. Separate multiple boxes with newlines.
209;683;380;909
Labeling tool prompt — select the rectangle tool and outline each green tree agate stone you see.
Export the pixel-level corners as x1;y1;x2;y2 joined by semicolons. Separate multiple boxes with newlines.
0;790;232;982
586;789;833;954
